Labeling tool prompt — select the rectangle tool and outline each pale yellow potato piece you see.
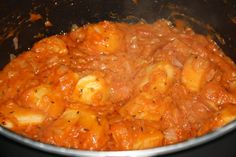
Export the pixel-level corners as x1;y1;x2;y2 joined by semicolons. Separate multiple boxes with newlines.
14;111;45;125
32;36;68;54
120;62;175;121
48;106;109;149
120;93;169;121
0;105;15;128
0;119;14;129
181;56;210;92
79;21;123;54
0;102;45;126
200;82;236;109
52;109;81;130
72;75;109;105
111;121;163;150
52;107;108;134
22;85;65;118
139;62;175;93
217;104;236;127
32;85;50;106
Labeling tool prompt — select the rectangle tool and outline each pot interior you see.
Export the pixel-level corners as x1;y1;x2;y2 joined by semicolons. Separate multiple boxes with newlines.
0;0;236;156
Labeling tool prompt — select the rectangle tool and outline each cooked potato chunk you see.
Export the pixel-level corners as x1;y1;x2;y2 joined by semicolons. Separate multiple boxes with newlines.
14;111;45;125
120;62;175;121
0;102;45;126
72;75;109;105
44;106;109;150
51;109;81;128
217;103;236;127
200;82;236;109
0;111;14;129
56;70;80;96
111;121;163;150
32;36;68;55
78;21;124;55
181;56;211;91
120;93;169;121
21;85;65;118
0;120;14;129
53;107;107;130
139;62;175;93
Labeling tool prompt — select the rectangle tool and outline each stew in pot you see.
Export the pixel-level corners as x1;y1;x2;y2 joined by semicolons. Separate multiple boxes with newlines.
0;20;236;150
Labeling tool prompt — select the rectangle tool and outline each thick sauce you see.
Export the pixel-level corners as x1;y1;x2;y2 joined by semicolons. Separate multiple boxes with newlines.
0;20;236;150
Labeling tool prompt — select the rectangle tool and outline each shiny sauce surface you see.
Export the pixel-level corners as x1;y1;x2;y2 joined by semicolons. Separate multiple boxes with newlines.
0;20;236;150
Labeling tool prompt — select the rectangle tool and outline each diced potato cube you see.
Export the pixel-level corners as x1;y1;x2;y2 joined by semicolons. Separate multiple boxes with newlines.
32;85;50;105
0;102;45;126
50;109;81;132
200;82;236;109
0;119;14;129
72;75;109;105
181;56;210;91
32;36;68;55
111;121;163;150
21;85;65;118
14;111;45;125
45;106;109;150
120;93;169;121
139;62;175;93
217;103;236;127
78;21;124;55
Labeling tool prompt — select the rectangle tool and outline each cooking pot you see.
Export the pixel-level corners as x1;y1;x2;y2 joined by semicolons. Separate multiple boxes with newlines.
0;0;236;156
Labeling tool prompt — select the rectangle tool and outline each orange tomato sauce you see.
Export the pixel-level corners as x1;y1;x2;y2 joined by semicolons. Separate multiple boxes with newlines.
0;20;236;150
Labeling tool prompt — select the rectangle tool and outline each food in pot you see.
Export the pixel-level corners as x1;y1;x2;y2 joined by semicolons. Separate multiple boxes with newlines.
0;20;236;150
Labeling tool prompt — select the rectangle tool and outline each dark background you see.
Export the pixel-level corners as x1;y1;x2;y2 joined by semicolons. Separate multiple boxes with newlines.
0;0;236;156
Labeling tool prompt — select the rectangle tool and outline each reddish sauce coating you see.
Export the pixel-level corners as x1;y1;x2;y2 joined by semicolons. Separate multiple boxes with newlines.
0;20;236;150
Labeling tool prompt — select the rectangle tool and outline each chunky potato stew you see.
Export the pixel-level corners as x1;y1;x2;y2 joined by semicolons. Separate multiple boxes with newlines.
0;20;236;150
